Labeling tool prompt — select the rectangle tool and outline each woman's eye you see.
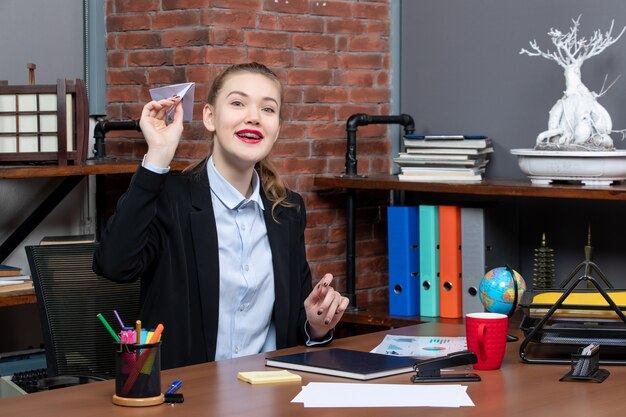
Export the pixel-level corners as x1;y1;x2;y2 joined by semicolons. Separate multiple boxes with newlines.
263;107;276;113
231;100;243;107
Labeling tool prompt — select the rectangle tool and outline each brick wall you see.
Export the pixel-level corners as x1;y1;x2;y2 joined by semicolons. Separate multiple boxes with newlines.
105;0;392;305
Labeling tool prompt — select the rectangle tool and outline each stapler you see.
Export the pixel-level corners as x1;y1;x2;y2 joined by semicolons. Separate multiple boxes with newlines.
411;350;481;383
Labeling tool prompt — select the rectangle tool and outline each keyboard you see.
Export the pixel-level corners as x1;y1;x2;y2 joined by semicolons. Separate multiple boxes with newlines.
11;368;48;393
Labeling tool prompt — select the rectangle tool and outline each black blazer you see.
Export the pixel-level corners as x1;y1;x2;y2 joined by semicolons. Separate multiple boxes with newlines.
93;166;313;369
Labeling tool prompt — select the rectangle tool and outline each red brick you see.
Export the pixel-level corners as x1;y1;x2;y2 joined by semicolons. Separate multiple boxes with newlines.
120;103;145;119
349;37;388;52
367;20;390;36
279;15;324;32
337;70;375;87
107;14;151;32
128;50;174;67
306;207;339;228
117;32;161;49
349;88;390;103
186;66;223;84
282;157;327;175
276;122;306;139
211;0;261;10
210;28;245;45
202;10;256;28
306;242;344;262
244;31;291;48
288;105;335;121
174;48;206;65
107;33;116;49
147;67;187;84
283;87;302;104
151;11;201;29
258;14;279;30
174;140;210;159
107;51;127;67
354;3;389;20
325;18;367;35
337;105;383;121
204;47;247;64
377;72;388;87
306;122;344;139
263;0;308;14
310;1;352;17
303;87;349;103
311;138;344;156
114;0;159;13
339;54;384;70
107;69;147;85
248;49;293;68
287;69;332;86
294;52;339;69
162;29;209;47
293;34;336;51
271;140;310;158
106;86;140;103
162;0;207;10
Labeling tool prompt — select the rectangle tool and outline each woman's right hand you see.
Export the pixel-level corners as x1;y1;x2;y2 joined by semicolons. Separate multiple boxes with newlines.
140;96;184;168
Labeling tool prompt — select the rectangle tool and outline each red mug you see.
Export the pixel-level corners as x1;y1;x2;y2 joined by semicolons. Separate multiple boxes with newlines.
465;312;508;370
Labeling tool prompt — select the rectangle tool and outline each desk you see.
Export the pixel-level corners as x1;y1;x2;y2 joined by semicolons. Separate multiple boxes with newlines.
1;321;623;416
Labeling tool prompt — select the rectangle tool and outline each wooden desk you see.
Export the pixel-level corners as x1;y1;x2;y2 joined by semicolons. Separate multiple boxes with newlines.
1;321;623;416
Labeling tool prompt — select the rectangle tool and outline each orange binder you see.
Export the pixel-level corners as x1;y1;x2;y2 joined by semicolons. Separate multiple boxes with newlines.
438;205;463;318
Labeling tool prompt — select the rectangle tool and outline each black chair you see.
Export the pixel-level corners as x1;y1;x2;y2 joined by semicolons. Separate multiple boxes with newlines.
25;243;140;389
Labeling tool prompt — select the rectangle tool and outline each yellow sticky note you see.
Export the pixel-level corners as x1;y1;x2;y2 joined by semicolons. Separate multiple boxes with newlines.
237;370;302;385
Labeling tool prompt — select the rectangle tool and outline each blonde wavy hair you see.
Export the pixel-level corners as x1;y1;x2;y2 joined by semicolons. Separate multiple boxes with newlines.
188;62;294;220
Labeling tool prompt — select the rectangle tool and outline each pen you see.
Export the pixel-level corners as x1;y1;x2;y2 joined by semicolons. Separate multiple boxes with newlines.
135;319;142;345
166;380;183;394
97;313;121;343
113;310;125;328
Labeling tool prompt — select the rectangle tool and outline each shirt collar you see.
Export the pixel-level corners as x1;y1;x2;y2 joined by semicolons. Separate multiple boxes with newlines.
207;155;265;211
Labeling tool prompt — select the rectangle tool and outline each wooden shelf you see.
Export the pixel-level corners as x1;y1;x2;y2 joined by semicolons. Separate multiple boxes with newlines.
314;174;626;201
0;159;192;179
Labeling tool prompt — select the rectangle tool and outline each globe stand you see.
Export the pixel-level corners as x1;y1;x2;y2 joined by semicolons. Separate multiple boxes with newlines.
506;265;520;342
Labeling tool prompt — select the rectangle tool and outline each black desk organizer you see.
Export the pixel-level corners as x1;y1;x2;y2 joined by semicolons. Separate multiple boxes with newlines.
518;256;626;365
559;347;610;383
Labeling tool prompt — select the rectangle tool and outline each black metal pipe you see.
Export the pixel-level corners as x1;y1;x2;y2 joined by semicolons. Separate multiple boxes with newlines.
93;119;141;160
344;113;415;177
341;113;415;310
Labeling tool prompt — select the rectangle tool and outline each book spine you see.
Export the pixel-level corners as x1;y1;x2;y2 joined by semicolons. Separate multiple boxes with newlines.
439;205;463;318
418;205;440;317
460;207;486;315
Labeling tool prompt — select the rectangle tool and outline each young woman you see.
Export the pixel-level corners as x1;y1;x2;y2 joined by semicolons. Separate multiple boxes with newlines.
93;63;349;370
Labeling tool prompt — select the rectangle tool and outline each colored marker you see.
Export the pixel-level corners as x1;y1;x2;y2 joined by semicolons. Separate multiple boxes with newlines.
97;313;120;343
113;310;125;328
135;320;142;345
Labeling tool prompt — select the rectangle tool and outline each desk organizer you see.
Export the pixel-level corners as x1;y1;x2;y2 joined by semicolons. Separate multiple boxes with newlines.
518;258;626;365
560;348;610;383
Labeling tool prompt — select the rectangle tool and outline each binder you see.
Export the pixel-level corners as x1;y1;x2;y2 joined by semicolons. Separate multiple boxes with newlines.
461;204;520;315
439;205;463;318
387;206;420;316
460;207;485;315
418;205;440;317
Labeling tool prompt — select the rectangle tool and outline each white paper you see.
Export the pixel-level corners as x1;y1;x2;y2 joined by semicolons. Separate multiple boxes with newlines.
371;335;467;358
291;382;474;408
149;82;195;121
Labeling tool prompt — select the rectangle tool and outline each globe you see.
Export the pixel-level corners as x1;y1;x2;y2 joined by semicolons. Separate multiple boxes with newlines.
478;267;527;315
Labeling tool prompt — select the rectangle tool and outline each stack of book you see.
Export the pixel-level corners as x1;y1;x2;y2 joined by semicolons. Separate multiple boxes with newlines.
0;264;31;289
394;134;493;182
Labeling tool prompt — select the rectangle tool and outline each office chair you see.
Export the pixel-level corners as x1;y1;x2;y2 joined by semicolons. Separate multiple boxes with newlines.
25;243;140;388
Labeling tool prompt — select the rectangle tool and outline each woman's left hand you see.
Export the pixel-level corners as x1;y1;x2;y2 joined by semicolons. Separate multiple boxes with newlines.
304;273;350;340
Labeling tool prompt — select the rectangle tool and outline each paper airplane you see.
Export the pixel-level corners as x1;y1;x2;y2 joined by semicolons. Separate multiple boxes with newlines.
149;82;195;122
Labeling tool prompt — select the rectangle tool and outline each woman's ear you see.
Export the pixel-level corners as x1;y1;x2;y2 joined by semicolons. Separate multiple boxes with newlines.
203;104;216;132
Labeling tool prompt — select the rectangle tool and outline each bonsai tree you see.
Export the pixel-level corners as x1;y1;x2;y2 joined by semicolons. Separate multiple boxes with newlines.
520;16;626;151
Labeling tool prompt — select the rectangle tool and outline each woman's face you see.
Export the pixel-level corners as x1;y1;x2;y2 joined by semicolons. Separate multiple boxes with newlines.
203;71;281;173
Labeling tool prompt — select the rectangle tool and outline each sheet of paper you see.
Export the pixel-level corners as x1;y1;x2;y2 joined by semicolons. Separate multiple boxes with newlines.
292;382;474;408
371;335;467;358
149;82;195;121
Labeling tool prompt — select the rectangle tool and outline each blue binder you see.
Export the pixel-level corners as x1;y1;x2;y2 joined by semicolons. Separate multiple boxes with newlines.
419;205;440;317
387;206;420;316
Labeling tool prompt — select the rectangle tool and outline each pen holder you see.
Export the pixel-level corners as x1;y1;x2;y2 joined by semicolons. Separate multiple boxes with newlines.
559;347;609;383
112;342;164;406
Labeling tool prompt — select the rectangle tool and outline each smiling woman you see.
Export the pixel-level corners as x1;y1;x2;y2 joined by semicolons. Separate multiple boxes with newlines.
93;62;350;370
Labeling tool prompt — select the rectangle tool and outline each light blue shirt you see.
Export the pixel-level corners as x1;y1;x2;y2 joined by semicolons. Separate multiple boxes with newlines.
206;157;276;360
142;156;332;360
